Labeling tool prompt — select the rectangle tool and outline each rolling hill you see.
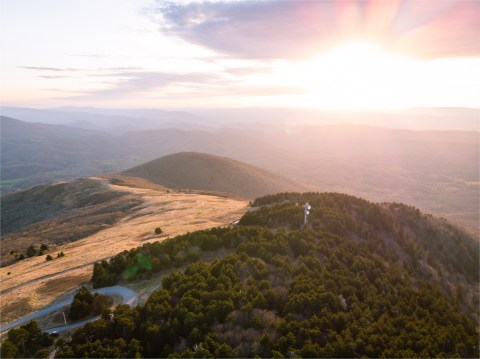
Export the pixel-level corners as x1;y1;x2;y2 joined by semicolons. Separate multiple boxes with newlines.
2;115;478;236
122;152;311;199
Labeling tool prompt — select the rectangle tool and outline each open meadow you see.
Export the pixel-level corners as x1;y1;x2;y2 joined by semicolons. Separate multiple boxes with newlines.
0;177;248;324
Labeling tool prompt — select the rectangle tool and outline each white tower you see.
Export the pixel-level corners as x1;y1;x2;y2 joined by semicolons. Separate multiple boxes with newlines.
301;203;311;230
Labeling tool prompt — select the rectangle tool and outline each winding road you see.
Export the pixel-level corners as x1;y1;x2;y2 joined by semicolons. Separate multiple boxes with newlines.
0;286;138;334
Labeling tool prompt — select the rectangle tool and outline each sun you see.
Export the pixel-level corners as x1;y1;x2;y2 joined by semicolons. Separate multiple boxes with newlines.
237;40;479;110
277;41;416;110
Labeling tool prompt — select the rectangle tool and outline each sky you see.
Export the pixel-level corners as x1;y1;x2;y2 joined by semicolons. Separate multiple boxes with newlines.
1;0;479;110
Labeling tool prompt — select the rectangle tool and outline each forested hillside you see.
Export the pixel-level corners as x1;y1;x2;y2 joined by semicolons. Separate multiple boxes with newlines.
53;192;479;358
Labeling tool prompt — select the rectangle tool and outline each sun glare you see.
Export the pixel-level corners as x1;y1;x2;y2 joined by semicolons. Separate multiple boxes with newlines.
277;41;416;110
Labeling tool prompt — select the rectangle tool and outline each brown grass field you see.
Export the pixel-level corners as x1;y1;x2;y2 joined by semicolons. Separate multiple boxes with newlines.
0;177;248;324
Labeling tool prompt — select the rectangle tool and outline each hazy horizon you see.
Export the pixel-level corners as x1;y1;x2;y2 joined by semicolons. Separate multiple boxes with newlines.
2;105;479;133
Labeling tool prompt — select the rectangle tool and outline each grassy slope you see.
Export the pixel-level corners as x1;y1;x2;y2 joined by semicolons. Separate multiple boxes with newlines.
0;178;248;324
1;178;131;234
122;152;311;199
0;178;142;266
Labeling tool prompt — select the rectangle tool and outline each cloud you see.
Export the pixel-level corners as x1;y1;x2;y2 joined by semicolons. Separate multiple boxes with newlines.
55;67;305;102
21;65;232;100
156;0;336;59
102;71;214;92
153;0;480;59
38;75;67;79
220;85;307;97
224;65;273;76
21;66;141;73
71;54;111;58
66;70;221;99
21;66;81;72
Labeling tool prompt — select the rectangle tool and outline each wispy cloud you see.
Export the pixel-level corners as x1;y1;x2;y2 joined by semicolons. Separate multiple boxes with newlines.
63;70;222;99
216;85;307;97
20;64;235;101
38;75;68;79
49;66;306;102
71;54;111;59
224;65;273;76
21;66;81;72
21;66;141;73
152;0;480;59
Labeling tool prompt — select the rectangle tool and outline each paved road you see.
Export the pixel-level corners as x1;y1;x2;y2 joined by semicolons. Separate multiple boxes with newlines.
44;315;101;334
0;286;137;334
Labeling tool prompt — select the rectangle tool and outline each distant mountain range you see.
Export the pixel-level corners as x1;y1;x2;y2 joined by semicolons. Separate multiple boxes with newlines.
0;116;137;189
0;106;208;133
2;106;479;131
122;152;311;199
1;111;478;236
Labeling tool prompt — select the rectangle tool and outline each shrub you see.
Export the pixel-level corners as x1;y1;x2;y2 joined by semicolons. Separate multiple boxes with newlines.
26;245;36;257
92;294;113;315
0;340;18;358
155;227;162;235
39;244;49;255
33;348;50;358
69;287;94;320
46;255;53;261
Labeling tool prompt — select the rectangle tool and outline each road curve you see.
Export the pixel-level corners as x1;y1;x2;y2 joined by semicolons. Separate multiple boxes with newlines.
0;286;137;334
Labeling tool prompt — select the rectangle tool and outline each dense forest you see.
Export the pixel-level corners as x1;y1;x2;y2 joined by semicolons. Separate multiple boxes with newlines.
12;192;480;358
0;321;53;358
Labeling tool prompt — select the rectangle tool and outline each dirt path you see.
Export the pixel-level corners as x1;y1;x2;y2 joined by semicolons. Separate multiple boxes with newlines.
0;179;248;324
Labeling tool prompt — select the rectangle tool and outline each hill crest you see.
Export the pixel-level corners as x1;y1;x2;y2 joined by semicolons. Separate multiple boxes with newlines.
122;152;311;199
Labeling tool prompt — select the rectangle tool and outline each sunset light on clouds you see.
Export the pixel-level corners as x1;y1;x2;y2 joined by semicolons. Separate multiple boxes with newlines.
1;0;479;110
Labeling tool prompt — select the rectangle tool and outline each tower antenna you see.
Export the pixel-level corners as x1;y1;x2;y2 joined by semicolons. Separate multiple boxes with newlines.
301;203;311;230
